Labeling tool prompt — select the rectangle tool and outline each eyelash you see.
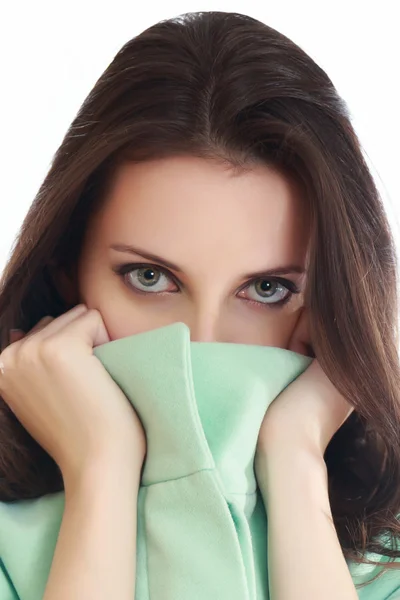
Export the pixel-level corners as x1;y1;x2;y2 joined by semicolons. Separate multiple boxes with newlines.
112;262;300;309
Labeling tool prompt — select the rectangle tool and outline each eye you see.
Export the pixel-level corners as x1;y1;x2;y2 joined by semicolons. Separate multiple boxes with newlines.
239;278;296;307
115;264;178;294
113;263;299;308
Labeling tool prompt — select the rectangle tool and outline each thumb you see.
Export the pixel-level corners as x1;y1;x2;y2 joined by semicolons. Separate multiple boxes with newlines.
67;308;111;349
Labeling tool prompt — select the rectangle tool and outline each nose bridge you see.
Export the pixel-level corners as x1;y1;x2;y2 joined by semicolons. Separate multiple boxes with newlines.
188;294;225;343
189;313;220;343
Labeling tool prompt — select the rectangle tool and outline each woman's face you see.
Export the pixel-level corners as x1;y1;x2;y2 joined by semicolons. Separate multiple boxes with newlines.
75;155;311;353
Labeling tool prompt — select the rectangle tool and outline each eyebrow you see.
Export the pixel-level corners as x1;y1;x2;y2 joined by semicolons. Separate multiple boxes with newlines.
109;243;306;279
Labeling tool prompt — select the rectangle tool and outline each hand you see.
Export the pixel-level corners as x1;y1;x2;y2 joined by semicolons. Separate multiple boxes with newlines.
0;305;146;483
256;359;354;458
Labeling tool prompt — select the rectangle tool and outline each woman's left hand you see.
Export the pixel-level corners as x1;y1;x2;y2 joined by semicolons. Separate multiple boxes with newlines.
256;359;354;458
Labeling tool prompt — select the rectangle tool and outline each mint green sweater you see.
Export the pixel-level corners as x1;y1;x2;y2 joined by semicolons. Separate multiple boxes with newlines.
0;322;399;599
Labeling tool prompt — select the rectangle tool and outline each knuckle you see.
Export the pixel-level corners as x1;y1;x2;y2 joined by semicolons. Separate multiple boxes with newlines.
0;347;19;390
0;347;14;374
38;338;66;363
18;337;42;368
0;346;13;365
19;334;38;355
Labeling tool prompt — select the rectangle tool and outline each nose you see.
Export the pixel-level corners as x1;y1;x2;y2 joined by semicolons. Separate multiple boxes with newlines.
186;310;225;344
188;320;221;343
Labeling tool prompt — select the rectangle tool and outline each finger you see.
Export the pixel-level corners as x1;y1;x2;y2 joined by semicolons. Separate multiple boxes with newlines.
56;308;111;348
24;316;54;339
26;304;88;341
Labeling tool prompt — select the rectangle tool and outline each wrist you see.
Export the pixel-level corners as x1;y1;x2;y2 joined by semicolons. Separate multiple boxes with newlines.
257;418;326;460
63;447;143;498
255;441;328;496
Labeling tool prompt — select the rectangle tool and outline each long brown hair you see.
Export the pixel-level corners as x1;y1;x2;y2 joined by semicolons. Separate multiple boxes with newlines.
1;11;400;578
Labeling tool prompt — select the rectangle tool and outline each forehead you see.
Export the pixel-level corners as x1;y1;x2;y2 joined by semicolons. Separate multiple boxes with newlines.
92;155;310;266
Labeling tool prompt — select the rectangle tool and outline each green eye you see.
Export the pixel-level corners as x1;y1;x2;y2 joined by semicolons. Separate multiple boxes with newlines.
251;279;291;303
113;263;299;309
124;266;176;293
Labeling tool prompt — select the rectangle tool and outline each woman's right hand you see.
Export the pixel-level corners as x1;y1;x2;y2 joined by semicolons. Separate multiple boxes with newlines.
0;304;146;484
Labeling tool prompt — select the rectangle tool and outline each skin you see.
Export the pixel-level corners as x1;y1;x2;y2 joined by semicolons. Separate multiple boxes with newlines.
1;155;356;597
1;307;145;600
72;155;356;597
74;155;312;353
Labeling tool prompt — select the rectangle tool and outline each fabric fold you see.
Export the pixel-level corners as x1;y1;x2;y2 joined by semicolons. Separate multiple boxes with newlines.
0;321;312;600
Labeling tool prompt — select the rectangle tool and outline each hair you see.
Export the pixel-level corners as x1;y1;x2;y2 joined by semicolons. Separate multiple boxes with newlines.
0;10;399;582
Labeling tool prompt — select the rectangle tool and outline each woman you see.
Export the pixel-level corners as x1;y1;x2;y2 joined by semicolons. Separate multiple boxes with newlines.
0;10;399;600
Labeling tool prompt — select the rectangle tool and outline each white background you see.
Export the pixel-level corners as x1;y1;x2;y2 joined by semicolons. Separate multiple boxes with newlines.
1;0;399;275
